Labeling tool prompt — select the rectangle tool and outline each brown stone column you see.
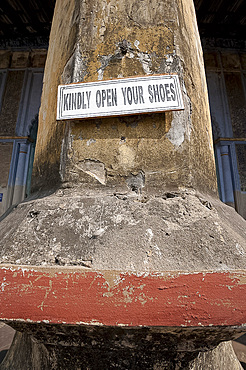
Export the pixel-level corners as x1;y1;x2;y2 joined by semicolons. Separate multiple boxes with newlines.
0;0;246;369
33;0;217;195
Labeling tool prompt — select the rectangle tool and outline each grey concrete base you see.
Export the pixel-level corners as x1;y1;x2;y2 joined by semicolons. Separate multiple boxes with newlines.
0;188;245;271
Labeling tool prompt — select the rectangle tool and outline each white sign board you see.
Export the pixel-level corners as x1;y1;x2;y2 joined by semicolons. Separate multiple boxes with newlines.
57;74;184;120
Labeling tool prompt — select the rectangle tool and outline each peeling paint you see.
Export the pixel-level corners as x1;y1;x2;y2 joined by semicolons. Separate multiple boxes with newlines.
166;112;186;147
137;51;152;74
1;266;246;327
166;89;192;148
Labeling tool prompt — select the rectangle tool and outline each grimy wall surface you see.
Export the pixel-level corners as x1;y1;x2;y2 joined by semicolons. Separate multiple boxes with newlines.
0;50;46;217
33;0;217;195
204;49;246;219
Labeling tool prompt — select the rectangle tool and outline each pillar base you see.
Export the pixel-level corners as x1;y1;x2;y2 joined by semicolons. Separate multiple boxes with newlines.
0;188;245;271
0;323;244;370
0;189;245;368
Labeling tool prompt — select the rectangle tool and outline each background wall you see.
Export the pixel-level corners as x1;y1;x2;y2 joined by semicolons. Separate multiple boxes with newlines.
0;50;46;217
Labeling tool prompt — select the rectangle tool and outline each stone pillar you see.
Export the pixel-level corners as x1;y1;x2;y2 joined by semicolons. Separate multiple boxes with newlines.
32;0;217;195
0;0;246;369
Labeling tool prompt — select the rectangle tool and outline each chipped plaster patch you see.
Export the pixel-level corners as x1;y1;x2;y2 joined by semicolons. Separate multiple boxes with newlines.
1;277;8;291
97;39;154;79
166;86;192;148
166;111;186;147
76;159;107;185
87;139;96;146
146;228;153;242
97;51;122;80
97;54;113;80
134;40;140;50
98;66;105;80
137;52;152;74
235;243;245;256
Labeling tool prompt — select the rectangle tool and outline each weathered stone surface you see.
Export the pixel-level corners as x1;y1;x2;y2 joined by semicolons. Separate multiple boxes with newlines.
0;189;245;270
0;324;244;370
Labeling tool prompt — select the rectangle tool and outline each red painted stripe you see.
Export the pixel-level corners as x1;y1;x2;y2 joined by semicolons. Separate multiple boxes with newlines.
0;266;246;327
